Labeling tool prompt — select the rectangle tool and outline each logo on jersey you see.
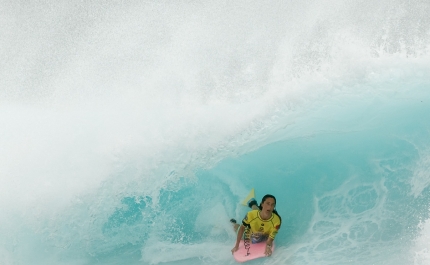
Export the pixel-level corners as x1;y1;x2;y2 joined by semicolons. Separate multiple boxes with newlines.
275;224;280;230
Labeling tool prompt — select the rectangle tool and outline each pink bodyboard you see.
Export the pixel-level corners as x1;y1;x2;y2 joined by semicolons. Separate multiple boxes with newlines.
233;240;275;263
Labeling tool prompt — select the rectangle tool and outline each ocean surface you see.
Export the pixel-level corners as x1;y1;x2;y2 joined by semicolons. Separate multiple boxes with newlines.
1;1;430;264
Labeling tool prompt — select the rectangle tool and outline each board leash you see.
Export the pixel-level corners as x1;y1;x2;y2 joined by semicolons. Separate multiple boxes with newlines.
243;226;251;256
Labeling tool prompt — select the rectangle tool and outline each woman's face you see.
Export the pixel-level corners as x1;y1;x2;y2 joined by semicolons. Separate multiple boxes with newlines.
261;197;276;215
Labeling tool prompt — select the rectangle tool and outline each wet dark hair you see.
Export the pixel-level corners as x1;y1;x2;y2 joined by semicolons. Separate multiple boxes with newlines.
258;194;282;225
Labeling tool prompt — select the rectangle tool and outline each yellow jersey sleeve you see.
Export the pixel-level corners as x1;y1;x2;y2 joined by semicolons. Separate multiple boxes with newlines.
269;214;281;239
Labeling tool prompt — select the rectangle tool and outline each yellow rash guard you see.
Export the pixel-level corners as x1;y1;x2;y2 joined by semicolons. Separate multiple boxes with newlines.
242;210;281;243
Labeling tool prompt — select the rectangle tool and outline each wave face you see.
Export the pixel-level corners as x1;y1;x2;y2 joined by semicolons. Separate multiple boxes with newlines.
1;0;430;264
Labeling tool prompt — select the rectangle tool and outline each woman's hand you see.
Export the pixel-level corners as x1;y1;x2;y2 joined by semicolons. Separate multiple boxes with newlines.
264;244;272;256
231;245;239;254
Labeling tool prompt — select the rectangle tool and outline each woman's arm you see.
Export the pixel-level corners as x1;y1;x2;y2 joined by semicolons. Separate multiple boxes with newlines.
264;237;274;256
231;225;245;254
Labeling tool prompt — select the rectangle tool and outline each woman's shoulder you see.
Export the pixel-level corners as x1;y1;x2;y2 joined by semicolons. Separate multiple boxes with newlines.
246;209;260;218
272;213;281;224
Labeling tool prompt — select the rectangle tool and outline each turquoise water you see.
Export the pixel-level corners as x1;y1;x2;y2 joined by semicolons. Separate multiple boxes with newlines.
1;1;430;265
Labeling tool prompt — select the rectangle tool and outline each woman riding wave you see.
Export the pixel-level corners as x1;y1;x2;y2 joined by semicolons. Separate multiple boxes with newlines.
231;194;281;257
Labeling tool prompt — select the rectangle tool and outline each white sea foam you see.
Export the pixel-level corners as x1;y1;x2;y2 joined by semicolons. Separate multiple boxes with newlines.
413;211;430;265
410;149;430;198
